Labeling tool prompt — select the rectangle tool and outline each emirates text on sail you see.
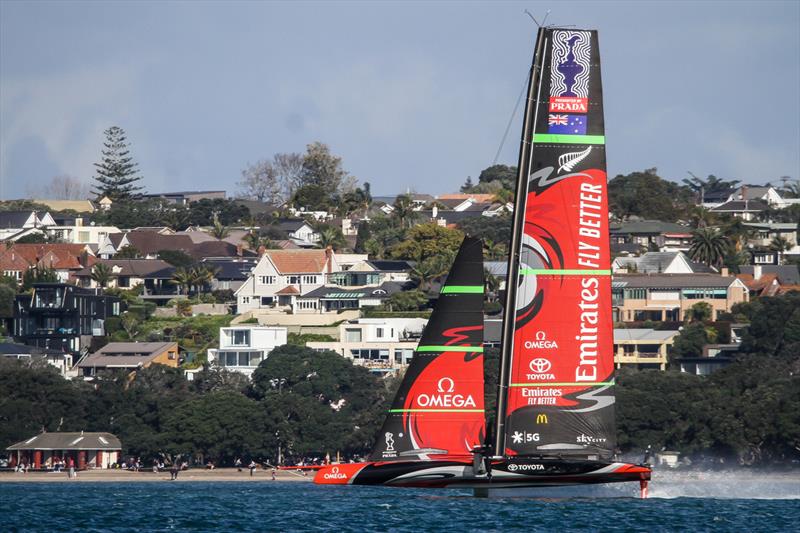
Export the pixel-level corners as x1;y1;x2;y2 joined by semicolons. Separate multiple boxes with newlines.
575;180;604;382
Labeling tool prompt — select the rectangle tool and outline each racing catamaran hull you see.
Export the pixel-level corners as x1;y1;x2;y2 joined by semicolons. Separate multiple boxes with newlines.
315;459;650;489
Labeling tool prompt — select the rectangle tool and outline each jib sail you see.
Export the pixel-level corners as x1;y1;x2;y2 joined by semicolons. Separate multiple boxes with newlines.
496;28;616;458
369;237;485;461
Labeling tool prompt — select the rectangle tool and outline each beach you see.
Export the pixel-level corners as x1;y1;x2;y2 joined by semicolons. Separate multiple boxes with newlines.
0;467;314;483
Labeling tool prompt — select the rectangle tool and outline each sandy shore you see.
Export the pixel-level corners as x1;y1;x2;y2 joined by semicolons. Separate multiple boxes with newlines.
0;467;314;483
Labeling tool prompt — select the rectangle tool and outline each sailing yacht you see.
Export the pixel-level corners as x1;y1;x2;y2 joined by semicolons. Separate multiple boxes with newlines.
314;27;651;495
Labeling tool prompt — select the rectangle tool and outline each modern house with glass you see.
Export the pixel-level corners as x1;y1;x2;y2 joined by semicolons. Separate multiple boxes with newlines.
12;283;121;358
207;325;288;377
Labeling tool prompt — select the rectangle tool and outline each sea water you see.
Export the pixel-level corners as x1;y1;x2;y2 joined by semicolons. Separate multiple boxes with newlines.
2;471;798;532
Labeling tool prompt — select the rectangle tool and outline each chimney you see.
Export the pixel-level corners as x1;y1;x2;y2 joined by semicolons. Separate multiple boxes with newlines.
432;205;438;219
325;246;333;274
753;265;762;280
721;267;729;277
257;245;266;256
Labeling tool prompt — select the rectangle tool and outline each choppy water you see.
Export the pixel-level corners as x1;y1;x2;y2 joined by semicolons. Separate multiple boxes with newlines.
2;471;798;532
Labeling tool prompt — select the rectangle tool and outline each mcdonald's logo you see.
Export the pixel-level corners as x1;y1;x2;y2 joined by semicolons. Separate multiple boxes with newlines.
536;414;548;424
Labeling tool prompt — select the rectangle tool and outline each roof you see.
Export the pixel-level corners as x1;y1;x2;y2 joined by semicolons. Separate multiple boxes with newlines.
614;252;714;274
75;259;174;278
613;328;680;342
302;281;410;299
710;199;769;212
202;258;257;280
0;211;35;228
0;243;90;271
7;432;121;451
609;220;691;235
266;249;330;274
116;231;195;255
729;186;773;201
32;199;95;213
367;260;412;272
0;342;66;357
613;274;738;289
739;265;800;285
737;273;780;297
275;285;300;295
78;342;177;369
437;193;496;202
274;219;313;232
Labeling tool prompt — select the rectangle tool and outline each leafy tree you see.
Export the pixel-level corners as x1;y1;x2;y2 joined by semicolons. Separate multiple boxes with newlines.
0;285;15;320
608;168;694;221
339;185;371;216
187;199;250;226
389;223;463;262
669;322;711;360
687;302;713;322
458;214;512;247
354;220;372;254
175;299;192;317
689;227;729;267
682;173;740;201
390;194;418;230
299;141;354;196
769;236;793;264
383;289;428;311
91;263;113;288
410;254;454;292
120;312;142;339
21;266;58;291
238;159;283;204
91;126;144;201
14;233;50;244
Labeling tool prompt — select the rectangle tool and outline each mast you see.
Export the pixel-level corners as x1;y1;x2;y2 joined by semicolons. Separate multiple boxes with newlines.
494;27;547;456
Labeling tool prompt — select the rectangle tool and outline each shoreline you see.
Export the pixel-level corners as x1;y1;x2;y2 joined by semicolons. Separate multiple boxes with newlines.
0;467;314;483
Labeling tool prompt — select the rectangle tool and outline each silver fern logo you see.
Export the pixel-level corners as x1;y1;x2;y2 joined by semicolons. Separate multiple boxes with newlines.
558;147;593;173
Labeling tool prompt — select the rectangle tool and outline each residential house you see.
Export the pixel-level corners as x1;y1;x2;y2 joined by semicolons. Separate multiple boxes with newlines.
207;326;287;377
709;199;769;221
348;259;413;283
273;219;320;247
609;220;693;253
613;328;679;371
306;318;427;373
744;222;800;264
736;265;800;298
77;341;180;377
235;249;337;313
47;219;122;247
142;190;226;205
0;243;94;284
103;231;195;259
300;281;411;312
13;283;121;357
675;344;739;376
612;252;715;274
74;259;178;302
0;211;56;241
0;342;74;377
201;257;259;292
611;274;749;322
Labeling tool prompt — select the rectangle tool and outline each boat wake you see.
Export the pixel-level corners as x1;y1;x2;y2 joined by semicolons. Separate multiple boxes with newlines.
487;469;800;500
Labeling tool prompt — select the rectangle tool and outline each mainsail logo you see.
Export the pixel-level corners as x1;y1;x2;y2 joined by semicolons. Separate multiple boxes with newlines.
558;147;593;173
385;432;395;451
526;358;555;381
415;377;477;408
524;331;559;350
322;466;348;480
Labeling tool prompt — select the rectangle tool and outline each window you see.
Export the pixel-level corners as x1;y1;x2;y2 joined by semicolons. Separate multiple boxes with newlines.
241;296;250;304
376;328;384;338
288;275;301;284
259;275;276;285
118;276;130;288
78;231;91;242
297;300;317;310
623;288;646;300
302;275;317;284
345;328;362;342
225;352;237;366
231;330;250;346
261;296;274;306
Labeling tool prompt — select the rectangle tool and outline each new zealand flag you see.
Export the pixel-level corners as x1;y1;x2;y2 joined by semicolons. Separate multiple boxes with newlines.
548;114;587;135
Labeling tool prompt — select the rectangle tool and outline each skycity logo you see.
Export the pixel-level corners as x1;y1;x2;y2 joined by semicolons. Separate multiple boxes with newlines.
323;466;348;480
415;377;477;408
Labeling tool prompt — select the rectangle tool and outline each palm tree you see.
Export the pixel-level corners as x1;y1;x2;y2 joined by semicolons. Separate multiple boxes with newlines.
769;236;793;264
189;266;217;294
689;227;729;268
687;206;716;229
484;268;500;303
721;218;756;251
410;256;451;292
316;227;346;251
210;220;230;240
90;263;113;288
391;194;418;229
170;267;193;295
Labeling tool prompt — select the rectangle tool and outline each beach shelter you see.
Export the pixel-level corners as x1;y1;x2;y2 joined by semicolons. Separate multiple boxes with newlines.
6;431;121;470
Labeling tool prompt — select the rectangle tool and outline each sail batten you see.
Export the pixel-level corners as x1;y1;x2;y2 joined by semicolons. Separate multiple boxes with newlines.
496;28;616;459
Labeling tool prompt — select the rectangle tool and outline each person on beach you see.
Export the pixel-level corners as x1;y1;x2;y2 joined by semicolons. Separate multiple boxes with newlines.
236;458;242;472
271;467;276;481
249;460;257;477
68;457;75;479
169;461;179;480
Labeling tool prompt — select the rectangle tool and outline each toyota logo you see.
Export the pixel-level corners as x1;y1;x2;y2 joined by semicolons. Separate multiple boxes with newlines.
529;358;552;373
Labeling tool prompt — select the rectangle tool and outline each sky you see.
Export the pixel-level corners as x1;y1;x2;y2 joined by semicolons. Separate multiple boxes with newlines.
1;0;798;200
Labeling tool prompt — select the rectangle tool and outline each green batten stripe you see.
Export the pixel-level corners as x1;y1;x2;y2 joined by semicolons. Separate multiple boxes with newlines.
519;268;611;276
389;409;485;413
510;382;615;387
416;345;484;353
533;134;606;145
440;285;484;294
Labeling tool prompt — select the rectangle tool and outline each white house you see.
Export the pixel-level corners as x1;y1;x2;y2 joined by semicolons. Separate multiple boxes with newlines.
235;249;338;313
207;325;288;377
612;252;714;274
48;220;122;247
0;211;57;241
306;318;427;373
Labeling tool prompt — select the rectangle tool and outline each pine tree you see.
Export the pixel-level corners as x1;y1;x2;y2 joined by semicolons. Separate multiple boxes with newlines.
92;126;144;201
